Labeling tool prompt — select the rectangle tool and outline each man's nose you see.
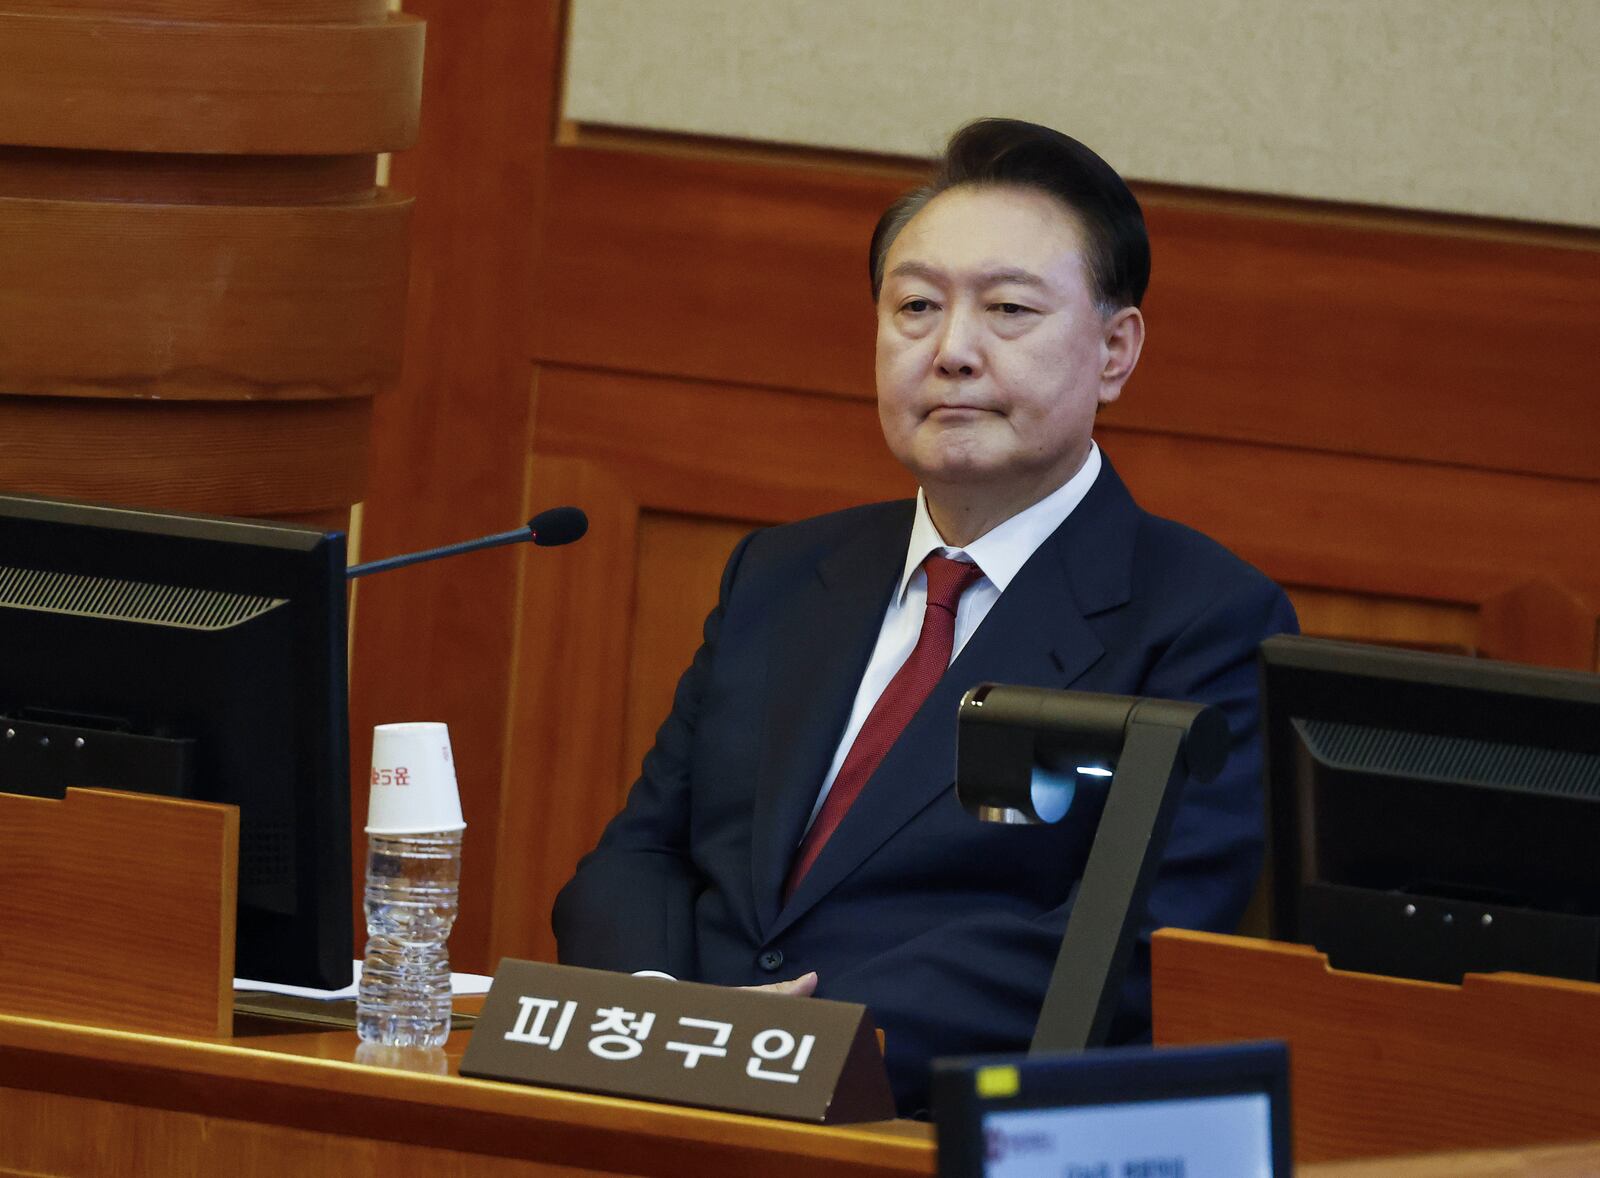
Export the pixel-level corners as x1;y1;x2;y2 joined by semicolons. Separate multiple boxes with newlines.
934;308;983;377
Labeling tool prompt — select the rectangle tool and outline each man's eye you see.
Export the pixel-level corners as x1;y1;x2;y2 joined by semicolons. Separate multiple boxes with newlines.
900;298;935;314
993;302;1031;315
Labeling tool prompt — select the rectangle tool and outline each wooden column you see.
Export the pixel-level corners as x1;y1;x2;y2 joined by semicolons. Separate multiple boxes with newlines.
348;0;561;973
0;0;424;527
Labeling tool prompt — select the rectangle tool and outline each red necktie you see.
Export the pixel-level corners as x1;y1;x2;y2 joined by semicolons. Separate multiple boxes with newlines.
784;554;985;898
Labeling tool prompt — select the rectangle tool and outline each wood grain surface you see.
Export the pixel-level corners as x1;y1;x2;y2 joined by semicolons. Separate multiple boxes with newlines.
0;146;379;205
536;142;1600;484
1307;1139;1600;1178
0;1013;931;1178
0;194;412;400
348;0;562;972
0;0;422;530
4;1009;1600;1176
0;395;371;517
491;454;643;962
623;513;751;789
1126;200;1600;484
0;789;236;1038
0;11;424;154
1152;929;1600;1163
0;0;389;18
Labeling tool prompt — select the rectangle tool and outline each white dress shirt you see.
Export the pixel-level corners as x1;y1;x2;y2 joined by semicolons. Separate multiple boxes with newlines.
802;443;1103;830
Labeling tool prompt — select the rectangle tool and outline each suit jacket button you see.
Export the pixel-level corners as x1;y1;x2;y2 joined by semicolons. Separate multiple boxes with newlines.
758;949;784;973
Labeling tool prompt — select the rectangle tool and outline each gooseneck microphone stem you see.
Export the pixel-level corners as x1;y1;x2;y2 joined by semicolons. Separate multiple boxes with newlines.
346;527;531;579
346;505;588;580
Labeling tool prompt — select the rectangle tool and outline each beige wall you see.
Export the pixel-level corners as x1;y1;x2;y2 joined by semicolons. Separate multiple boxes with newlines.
564;0;1600;228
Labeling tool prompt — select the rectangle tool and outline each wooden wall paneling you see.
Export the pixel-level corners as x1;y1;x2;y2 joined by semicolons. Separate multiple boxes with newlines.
506;131;1600;965
1127;202;1600;484
1478;580;1599;671
0;10;423;154
535;145;895;398
623;514;752;797
0;146;379;204
537;140;1600;484
493;452;641;965
1100;427;1600;612
0;2;420;522
0;0;389;18
350;0;561;971
531;364;915;517
0;195;411;400
1282;586;1477;655
530;368;1600;620
0;396;371;517
503;364;1600;959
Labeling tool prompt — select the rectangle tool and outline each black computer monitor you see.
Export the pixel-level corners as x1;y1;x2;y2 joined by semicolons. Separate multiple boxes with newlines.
0;493;352;989
1260;634;1600;985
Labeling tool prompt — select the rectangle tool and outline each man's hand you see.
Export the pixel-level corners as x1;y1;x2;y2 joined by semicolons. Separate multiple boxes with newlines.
741;971;818;997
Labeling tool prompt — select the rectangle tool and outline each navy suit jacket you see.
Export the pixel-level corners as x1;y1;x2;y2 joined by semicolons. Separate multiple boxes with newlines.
553;456;1298;1113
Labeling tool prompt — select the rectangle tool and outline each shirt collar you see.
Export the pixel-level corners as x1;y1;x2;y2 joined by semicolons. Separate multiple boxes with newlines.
894;442;1103;604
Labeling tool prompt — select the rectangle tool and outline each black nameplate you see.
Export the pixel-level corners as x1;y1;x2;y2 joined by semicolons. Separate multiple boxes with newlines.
459;959;895;1124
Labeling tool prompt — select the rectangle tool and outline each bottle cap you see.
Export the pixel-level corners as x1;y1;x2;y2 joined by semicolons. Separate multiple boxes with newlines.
366;721;467;834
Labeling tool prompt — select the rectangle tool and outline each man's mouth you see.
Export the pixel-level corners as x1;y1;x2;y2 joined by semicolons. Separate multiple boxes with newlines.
927;403;995;418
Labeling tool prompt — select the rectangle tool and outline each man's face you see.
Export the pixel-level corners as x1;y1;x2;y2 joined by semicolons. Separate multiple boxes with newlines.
874;184;1140;508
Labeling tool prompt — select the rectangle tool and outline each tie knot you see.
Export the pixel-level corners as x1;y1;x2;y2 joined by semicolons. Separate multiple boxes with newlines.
922;554;984;615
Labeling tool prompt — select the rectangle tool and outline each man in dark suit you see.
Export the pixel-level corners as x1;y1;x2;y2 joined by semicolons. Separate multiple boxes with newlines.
553;118;1297;1114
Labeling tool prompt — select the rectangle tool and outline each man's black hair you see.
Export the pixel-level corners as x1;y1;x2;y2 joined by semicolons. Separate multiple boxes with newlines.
868;118;1150;312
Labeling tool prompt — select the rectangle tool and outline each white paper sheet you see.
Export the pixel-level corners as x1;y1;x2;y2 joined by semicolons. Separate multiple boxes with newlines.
234;960;495;1001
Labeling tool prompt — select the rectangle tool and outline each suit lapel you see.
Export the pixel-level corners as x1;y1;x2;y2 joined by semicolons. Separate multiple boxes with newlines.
749;506;911;937
767;457;1143;939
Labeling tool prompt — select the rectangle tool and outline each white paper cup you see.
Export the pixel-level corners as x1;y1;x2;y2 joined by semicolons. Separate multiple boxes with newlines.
366;722;466;834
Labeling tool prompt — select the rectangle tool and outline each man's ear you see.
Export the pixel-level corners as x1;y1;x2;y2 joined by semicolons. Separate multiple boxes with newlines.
1098;306;1145;406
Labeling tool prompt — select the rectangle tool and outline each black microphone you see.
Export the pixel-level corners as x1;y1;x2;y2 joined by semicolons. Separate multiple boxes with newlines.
346;506;588;579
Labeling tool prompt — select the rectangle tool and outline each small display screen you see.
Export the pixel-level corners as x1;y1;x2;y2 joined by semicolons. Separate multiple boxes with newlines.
980;1091;1273;1178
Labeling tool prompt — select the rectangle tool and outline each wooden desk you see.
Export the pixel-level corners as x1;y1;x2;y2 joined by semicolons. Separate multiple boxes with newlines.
0;1008;930;1178
1309;1140;1600;1178
5;1004;1599;1178
1153;929;1600;1163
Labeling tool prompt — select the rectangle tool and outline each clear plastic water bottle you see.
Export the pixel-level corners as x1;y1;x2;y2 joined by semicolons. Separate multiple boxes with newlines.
356;829;462;1047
